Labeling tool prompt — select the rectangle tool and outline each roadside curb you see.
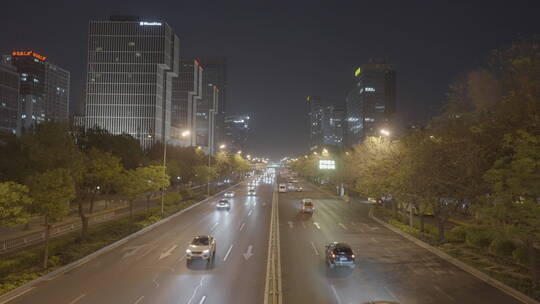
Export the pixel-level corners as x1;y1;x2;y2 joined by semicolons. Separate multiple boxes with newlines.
369;207;540;304
0;182;243;304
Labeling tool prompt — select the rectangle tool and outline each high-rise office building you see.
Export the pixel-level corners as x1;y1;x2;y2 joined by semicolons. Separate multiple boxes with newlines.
6;51;70;131
223;115;249;154
0;58;20;135
198;58;227;146
345;60;396;146
307;95;324;151
321;106;344;147
83;16;180;148
171;59;202;146
195;82;219;154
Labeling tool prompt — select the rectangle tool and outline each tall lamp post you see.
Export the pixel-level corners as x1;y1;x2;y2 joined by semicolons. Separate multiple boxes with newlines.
161;130;190;217
208;144;226;196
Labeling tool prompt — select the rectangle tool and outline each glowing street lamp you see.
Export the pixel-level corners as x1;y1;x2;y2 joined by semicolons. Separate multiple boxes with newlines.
237;150;242;154
219;144;226;149
181;130;191;137
380;129;390;137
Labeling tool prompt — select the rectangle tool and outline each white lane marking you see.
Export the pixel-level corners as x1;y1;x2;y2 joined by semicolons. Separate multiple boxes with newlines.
302;222;306;229
134;295;144;304
338;223;348;230
0;287;35;304
330;285;342;304
198;295;207;304
239;222;246;231
248;209;253;216
313;222;321;230
288;221;294;229
159;244;178;260
434;285;455;300
68;294;86;304
310;241;319;256
243;245;254;260
153;274;159;287
223;245;234;261
359;228;365;233
350;221;358;226
187;278;205;304
210;222;219;232
371;237;378;243
384;286;400;302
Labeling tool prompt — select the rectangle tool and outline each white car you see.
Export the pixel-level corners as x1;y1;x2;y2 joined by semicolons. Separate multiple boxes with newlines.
300;199;314;213
296;186;304;192
248;189;256;196
224;191;235;198
278;184;287;193
186;235;216;266
217;199;231;210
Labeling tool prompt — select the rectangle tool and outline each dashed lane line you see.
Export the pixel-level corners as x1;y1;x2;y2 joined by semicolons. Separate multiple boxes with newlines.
310;241;319;256
68;294;86;304
338;223;348;230
331;285;342;304
239;222;246;231
223;245;234;261
134;295;144;304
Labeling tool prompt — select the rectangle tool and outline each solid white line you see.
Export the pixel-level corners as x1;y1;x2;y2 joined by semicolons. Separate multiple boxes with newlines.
198;295;207;304
68;294;86;304
187;278;205;304
210;222;219;232
434;285;455;300
223;245;234;261
310;241;319;256
0;287;35;304
239;222;246;231
134;295;144;304
330;285;342;304
338;223;347;230
384;286;400;302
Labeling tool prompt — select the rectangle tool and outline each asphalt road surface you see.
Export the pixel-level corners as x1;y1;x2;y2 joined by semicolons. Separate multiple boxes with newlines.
278;178;523;304
6;180;273;304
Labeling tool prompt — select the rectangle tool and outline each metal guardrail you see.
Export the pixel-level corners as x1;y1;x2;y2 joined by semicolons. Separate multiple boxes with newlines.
264;184;282;304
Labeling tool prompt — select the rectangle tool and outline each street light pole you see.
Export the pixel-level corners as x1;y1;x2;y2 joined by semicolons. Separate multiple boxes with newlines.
161;130;190;217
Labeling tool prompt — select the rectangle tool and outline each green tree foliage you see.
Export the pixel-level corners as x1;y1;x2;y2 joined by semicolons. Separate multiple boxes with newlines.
0;182;32;226
134;165;170;211
192;166;217;185
27;169;76;269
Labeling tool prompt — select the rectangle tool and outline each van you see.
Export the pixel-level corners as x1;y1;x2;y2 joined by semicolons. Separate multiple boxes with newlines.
278;184;287;193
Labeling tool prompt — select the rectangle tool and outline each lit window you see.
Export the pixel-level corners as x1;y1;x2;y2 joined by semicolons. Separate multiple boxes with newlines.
96;47;103;51
128;42;135;46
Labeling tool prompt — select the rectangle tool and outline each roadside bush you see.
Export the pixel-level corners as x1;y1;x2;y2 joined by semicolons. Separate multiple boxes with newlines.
179;189;195;200
465;227;492;248
489;239;516;257
164;192;183;205
513;247;528;265
448;226;467;243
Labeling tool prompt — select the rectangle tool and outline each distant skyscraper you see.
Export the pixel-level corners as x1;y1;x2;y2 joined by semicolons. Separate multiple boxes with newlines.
223;115;249;154
321;106;344;147
307;95;324;151
84;16;180;148
0;58;20;135
195;82;219;154
6;51;70;132
345;60;396;146
171;59;202;146
198;58;227;146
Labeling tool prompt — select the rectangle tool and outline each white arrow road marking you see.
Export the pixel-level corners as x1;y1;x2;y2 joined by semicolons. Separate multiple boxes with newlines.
338;223;348;230
210;222;219;232
68;294;86;304
159;244;178;260
198;296;207;304
310;241;319;255
243;245;254;260
223;245;234;261
248;209;253;216
187;278;205;304
288;221;294;229
122;245;146;259
239;222;246;231
134;296;144;304
313;222;321;230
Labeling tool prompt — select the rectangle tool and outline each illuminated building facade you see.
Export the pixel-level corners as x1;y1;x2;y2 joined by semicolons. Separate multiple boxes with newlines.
198;58;227;148
5;51;70;132
307;95;324;151
171;59;202;146
345;60;395;146
321;106;344;147
84;16;180;149
0;58;20;135
223;115;249;154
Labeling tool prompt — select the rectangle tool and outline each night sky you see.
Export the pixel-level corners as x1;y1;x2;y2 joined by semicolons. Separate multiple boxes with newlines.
1;1;538;159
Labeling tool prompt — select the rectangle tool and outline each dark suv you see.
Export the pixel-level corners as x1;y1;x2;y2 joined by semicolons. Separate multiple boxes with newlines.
325;242;355;269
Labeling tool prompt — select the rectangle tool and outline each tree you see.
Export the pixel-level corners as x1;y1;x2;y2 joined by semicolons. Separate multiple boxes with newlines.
27;169;76;269
0;182;32;227
116;170;145;218
192;165;217;185
76;148;123;241
135;166;170;212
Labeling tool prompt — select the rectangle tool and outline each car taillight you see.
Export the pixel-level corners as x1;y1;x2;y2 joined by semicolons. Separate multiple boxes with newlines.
351;254;355;259
331;253;336;258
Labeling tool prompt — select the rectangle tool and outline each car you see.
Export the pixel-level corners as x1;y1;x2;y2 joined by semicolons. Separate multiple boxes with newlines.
248;189;256;196
287;183;295;190
186;235;216;266
278;184;287;193
325;242;355;269
368;197;382;204
296;186;304;192
300;199;314;213
217;199;231;210
224;191;235;198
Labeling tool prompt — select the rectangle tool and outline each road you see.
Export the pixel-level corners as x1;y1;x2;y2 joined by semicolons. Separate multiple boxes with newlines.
6;180;273;304
278;178;523;304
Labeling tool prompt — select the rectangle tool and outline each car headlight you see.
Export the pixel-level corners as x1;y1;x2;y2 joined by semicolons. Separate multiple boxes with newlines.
203;249;210;254
186;249;192;254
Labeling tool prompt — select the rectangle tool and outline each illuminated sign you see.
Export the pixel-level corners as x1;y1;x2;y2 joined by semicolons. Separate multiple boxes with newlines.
354;67;361;77
319;160;336;170
11;51;47;61
139;21;162;26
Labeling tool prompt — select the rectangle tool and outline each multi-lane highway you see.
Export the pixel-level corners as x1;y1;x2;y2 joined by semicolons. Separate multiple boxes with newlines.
278;178;523;304
2;169;528;304
6;179;274;304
